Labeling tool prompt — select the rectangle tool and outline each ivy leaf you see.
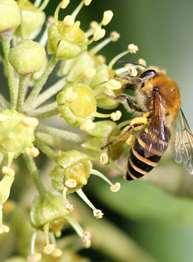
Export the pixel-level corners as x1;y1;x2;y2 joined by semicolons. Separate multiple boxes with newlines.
94;180;193;227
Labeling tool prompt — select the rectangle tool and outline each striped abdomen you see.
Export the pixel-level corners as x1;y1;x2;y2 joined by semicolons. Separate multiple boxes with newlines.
126;128;170;180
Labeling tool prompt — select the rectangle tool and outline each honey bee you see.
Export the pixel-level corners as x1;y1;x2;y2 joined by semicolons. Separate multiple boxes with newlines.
107;68;193;180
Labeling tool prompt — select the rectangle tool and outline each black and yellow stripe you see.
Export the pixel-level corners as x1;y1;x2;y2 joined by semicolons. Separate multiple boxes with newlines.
126;129;170;180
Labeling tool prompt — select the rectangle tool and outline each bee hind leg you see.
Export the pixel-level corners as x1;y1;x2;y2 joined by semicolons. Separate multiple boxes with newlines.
102;115;148;150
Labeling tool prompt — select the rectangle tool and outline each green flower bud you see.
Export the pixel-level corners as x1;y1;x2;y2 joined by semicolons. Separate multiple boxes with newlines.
0;0;21;33
57;83;96;127
30;192;69;229
17;0;45;39
60;52;96;84
48;21;88;60
82;120;122;160
9;40;47;75
90;64;110;88
0;110;38;156
51;150;92;192
85;120;117;138
96;94;119;110
90;64;120;109
82;121;116;152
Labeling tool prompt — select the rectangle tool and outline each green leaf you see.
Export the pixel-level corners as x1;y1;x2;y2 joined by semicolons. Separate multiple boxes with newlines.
94;180;193;227
71;197;155;262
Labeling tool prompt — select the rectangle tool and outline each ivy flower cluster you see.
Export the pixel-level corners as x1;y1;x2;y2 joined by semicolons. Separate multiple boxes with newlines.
0;0;145;260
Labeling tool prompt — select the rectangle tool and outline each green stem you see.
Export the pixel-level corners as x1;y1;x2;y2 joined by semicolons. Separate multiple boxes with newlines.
24;56;58;110
17;76;28;112
0;94;9;109
34;0;42;7
39;0;50;10
31;102;57;116
38;124;83;143
34;108;58;119
23;154;47;196
32;78;66;109
35;138;57;160
1;36;18;109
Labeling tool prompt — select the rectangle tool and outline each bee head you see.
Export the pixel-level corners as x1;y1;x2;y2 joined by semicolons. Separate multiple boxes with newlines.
139;69;157;80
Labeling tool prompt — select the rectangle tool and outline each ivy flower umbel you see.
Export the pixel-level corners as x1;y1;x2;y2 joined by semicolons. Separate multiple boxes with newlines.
0;0;143;259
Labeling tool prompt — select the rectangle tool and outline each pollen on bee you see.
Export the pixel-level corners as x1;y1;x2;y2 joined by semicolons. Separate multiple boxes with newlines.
126;134;135;146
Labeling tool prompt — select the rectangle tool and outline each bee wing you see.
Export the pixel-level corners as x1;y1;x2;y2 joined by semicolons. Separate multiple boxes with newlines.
142;88;169;157
174;109;193;174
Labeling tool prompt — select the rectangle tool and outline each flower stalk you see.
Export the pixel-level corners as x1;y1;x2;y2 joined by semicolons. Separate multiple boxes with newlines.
1;36;18;109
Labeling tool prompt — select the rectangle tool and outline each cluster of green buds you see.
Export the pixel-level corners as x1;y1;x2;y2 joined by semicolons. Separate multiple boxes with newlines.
0;0;146;260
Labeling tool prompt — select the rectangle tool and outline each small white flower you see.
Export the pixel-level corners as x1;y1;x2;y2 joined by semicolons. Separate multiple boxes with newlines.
128;43;139;54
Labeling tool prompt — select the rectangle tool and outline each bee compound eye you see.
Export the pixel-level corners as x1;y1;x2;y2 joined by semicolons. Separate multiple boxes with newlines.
140;69;157;79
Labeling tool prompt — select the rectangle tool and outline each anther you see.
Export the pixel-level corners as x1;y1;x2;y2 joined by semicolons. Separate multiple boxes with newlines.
2;166;15;177
82;231;91;248
99;152;109;165
76;189;104;219
101;10;114;26
43;243;55;255
110;111;122;121
91;169;121;193
128;43;139;54
25;147;40;158
138;58;147;67
65;178;77;189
